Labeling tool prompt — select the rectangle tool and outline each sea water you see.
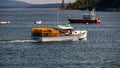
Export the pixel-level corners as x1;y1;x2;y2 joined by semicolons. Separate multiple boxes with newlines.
0;8;120;68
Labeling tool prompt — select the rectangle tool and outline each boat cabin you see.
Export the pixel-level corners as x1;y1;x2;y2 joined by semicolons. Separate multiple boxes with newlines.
83;14;95;20
55;24;74;35
83;9;96;20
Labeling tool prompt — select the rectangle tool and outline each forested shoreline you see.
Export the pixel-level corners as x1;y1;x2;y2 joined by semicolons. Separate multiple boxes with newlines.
65;0;120;11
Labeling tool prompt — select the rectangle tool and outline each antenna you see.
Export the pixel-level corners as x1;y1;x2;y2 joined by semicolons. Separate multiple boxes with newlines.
56;2;59;24
61;0;65;9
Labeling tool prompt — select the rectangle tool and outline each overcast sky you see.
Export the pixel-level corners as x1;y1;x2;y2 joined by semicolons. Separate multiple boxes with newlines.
17;0;76;4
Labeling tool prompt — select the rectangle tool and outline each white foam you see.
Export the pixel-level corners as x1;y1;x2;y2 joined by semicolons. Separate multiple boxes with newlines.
0;40;37;43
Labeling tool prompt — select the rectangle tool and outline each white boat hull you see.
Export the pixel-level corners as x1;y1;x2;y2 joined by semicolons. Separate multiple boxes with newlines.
0;21;10;24
33;31;87;42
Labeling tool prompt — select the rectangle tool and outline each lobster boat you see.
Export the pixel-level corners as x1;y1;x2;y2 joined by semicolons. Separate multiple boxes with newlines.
32;24;87;42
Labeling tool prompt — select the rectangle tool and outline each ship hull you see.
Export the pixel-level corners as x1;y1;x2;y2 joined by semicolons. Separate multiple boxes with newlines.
68;19;101;24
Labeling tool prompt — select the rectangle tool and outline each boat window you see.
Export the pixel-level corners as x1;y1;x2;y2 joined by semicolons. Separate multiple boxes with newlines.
75;32;77;33
83;15;93;20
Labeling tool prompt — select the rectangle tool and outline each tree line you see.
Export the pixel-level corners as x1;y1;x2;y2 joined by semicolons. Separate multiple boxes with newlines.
65;0;120;11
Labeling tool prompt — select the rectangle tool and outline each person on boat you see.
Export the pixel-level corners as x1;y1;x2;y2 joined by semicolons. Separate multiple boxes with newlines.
65;29;72;35
97;18;102;23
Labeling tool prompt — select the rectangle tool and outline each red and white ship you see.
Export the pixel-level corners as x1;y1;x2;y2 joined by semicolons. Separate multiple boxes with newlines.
68;9;102;24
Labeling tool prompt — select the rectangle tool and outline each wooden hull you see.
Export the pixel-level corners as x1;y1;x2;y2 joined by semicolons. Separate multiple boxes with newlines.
68;19;101;24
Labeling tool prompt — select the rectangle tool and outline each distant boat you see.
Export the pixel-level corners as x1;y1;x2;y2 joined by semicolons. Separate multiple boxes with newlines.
0;21;10;25
32;24;87;42
68;9;102;24
34;20;42;24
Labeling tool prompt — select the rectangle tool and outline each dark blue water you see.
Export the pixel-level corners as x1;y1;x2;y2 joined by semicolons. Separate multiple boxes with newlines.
0;8;120;68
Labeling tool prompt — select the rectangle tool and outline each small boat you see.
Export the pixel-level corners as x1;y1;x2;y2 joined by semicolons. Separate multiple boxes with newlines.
32;24;87;42
68;9;102;24
34;20;42;24
0;21;10;25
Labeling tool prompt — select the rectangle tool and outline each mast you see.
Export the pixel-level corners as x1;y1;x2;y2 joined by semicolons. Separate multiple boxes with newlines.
91;8;96;20
56;0;59;24
61;0;65;9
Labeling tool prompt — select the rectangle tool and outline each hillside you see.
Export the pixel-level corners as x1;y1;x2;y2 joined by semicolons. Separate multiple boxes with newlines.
66;0;120;11
27;4;61;8
0;0;31;8
0;0;60;8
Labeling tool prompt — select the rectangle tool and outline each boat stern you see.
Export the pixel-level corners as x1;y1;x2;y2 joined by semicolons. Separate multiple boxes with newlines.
72;30;87;40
